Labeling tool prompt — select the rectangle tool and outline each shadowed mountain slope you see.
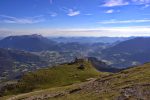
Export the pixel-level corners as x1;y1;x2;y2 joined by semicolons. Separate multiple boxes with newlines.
100;37;150;68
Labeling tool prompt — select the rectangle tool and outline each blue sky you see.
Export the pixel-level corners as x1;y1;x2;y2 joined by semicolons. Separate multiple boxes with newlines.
0;0;150;37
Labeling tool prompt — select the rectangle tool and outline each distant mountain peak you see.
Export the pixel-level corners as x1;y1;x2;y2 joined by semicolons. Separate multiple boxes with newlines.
0;34;58;52
26;34;44;39
5;34;44;40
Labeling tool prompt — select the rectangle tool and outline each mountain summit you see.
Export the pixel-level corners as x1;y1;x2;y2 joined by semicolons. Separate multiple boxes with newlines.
0;34;58;52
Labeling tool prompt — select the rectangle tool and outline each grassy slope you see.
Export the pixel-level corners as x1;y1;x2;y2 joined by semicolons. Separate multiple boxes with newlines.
57;62;150;100
1;59;108;97
19;60;102;89
3;62;150;100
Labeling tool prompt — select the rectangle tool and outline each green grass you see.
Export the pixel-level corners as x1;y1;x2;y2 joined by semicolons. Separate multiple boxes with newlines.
1;59;108;97
19;60;102;89
2;62;150;100
47;62;150;100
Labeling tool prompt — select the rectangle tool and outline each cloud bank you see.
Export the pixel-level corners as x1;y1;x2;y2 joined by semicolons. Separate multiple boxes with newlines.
1;26;150;37
98;19;150;24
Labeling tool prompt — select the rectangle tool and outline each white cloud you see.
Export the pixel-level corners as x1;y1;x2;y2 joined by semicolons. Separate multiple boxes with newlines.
142;4;150;8
102;0;150;7
1;26;150;37
0;15;45;24
105;9;114;13
67;9;80;16
98;19;150;24
60;7;80;16
49;12;57;17
102;0;129;7
132;0;150;4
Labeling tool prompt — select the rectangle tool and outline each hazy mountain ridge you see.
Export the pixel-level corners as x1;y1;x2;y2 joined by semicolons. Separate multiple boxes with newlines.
103;37;150;53
93;37;150;68
50;37;134;43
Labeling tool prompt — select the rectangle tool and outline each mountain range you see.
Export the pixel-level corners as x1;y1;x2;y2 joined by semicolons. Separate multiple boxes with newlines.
50;37;133;43
0;34;59;52
100;37;150;68
0;34;150;69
